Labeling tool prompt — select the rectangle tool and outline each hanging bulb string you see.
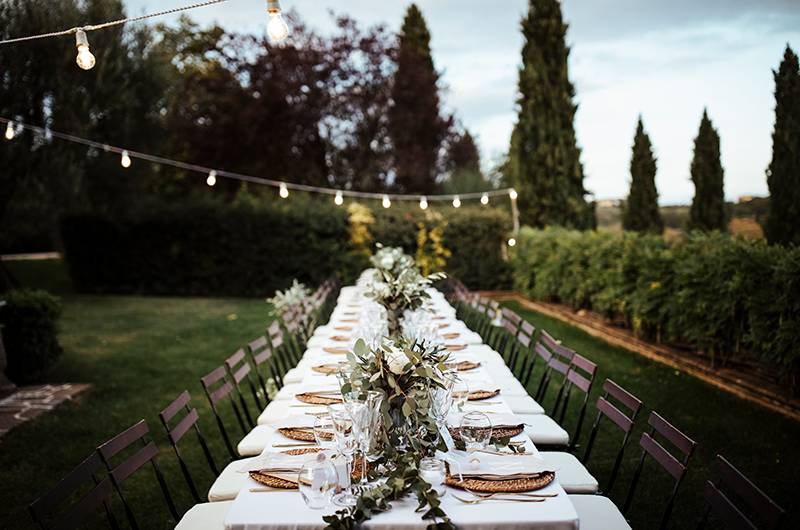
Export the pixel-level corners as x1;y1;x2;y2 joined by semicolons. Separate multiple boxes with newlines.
0;0;230;45
0;116;514;204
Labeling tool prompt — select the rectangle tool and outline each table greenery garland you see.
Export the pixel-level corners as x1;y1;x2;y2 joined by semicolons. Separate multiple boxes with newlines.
324;338;457;530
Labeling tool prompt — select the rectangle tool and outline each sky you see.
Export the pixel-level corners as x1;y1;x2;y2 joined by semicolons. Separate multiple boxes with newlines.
126;0;800;204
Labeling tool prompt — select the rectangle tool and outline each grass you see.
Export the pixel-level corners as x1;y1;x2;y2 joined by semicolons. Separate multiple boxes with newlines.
501;300;800;529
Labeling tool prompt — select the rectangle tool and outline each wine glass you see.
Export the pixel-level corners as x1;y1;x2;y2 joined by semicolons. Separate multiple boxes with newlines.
460;411;492;450
298;453;338;509
313;415;335;450
452;378;470;412
344;399;370;487
328;404;358;507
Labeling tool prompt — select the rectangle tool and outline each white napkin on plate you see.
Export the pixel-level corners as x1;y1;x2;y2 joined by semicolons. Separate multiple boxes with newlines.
447;412;522;429
444;449;555;480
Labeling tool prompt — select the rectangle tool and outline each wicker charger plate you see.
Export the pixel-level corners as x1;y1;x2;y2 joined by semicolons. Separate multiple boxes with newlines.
445;344;468;352
281;447;323;456
445;468;556;493
330;335;351;342
442;332;461;340
323;347;349;354
465;389;501;401
312;364;342;375
448;425;525;441
334;325;353;331
277;426;334;442
447;360;481;372
249;457;369;490
295;392;343;405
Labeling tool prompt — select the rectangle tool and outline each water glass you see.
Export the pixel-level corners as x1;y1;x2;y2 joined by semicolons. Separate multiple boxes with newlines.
460;411;492;450
452;379;470;411
419;457;447;496
328;404;359;507
313;415;335;450
298;453;338;509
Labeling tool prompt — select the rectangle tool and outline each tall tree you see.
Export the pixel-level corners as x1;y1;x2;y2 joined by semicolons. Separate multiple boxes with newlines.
505;0;594;229
442;129;490;194
765;45;800;245
623;117;663;233
688;110;727;232
389;4;450;194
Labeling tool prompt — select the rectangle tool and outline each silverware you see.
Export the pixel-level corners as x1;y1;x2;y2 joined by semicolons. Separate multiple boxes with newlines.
452;494;545;504
466;490;558;499
272;442;318;448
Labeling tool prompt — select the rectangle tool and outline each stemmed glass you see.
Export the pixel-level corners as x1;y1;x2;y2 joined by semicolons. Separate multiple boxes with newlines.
452;378;470;412
428;377;455;440
328;404;359;507
343;396;371;489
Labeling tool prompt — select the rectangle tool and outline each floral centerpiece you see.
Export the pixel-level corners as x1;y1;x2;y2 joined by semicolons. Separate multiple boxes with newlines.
267;279;310;317
370;244;416;276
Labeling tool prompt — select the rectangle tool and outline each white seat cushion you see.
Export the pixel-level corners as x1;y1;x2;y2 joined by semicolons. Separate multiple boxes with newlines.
519;414;569;446
504;395;545;415
237;425;275;456
174;500;233;530
541;451;598;494
568;494;631;530
207;458;256;502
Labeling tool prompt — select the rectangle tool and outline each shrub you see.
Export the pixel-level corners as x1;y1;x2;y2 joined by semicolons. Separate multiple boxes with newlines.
510;228;800;385
0;289;63;384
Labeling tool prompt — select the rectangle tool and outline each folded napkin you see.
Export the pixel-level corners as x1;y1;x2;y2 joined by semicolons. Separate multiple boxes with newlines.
241;449;314;474
447;412;522;430
444;449;556;481
277;414;320;429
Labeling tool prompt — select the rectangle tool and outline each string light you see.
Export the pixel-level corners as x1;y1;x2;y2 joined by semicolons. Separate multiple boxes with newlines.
452;196;461;208
508;237;517;247
74;30;96;70
206;170;217;186
120;150;131;168
420;196;428;210
279;182;289;198
267;0;290;43
509;188;518;200
334;190;344;205
382;195;391;209
481;193;489;205
4;122;14;141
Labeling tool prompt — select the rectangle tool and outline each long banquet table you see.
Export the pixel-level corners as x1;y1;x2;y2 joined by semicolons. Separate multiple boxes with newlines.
223;273;580;530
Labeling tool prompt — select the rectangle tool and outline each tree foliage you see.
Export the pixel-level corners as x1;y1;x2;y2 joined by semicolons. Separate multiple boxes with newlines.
442;129;490;194
765;45;800;246
688;110;727;232
505;0;595;229
623;117;663;233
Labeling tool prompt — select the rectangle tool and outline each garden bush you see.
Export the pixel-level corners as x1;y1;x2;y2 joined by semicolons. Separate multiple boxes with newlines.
0;289;63;383
511;227;800;385
60;197;512;297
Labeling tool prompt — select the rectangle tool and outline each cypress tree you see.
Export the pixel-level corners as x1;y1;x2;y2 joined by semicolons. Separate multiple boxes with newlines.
765;45;800;245
506;0;594;229
623;117;663;233
443;130;488;194
688;110;727;232
389;4;450;194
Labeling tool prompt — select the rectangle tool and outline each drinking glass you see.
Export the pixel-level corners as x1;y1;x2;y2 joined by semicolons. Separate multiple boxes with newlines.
460;411;492;450
452;379;470;411
313;415;335;450
418;457;447;496
328;404;359;507
344;399;370;487
298;453;338;509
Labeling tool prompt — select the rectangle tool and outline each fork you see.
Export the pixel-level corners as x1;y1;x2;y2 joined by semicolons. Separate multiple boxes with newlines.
452;494;545;504
466;490;558;499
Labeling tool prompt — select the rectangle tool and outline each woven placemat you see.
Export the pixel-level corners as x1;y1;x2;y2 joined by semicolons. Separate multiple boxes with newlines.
330;335;351;342
295;392;343;405
445;344;468;352
281;447;323;456
445;469;556;493
438;323;451;329
312;364;341;375
442;332;461;340
249;470;298;489
334;326;353;331
467;389;501;401
449;425;525;441
447;360;481;371
323;347;349;354
278;426;334;442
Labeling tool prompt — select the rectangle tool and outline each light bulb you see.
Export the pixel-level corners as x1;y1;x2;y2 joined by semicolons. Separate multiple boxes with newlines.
267;1;290;42
75;30;96;71
508;237;517;247
207;170;217;187
4;122;14;141
120;150;131;168
382;195;391;209
420;196;428;210
452;196;461;208
334;191;343;206
509;188;518;200
481;193;489;205
279;182;289;198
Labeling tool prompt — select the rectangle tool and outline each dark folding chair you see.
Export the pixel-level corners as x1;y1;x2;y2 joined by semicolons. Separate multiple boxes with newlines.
29;452;120;530
247;334;282;396
159;391;220;504
224;348;262;427
200;365;248;460
698;455;785;530
495;307;523;361
97;420;179;528
554;353;598;451
582;379;644;493
623;412;697;529
512;320;538;385
535;330;576;406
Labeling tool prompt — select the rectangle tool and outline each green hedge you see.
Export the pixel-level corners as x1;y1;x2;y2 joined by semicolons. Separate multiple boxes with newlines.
511;227;800;383
0;289;63;384
60;198;512;297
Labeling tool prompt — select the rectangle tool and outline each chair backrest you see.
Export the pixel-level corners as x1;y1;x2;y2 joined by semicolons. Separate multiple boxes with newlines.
623;412;697;529
553;353;597;450
699;455;785;530
225;348;259;425
247;335;276;396
200;365;247;459
29;452;119;530
535;330;575;403
582;379;643;493
159;391;218;503
97;420;178;527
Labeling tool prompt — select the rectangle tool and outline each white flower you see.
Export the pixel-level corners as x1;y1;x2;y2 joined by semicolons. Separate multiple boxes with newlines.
379;255;395;270
384;344;409;374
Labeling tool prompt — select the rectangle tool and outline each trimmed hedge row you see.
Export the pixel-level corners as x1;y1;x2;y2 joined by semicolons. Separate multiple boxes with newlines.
61;198;512;297
1;289;63;384
510;227;800;383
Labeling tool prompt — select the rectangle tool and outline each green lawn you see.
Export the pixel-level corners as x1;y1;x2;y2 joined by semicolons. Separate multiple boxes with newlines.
502;300;800;529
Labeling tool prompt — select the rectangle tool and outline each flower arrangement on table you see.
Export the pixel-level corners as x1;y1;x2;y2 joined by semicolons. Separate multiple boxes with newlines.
267;279;311;317
325;338;456;530
370;244;416;276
